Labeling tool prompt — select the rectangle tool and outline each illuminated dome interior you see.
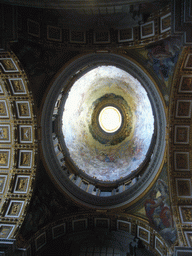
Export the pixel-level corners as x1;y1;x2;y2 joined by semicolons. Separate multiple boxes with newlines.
41;53;166;208
62;66;154;182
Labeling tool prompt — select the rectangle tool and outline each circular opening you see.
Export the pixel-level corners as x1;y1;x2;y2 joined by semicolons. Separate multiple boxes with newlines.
61;65;155;182
41;53;166;208
98;106;122;133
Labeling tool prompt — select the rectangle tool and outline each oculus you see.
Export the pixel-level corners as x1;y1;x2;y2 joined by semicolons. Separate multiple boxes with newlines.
98;106;122;133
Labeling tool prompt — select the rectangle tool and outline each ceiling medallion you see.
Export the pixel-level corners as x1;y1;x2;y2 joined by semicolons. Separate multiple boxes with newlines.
89;93;133;146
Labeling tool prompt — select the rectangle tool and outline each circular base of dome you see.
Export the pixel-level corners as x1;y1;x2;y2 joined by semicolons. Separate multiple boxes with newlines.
41;53;166;209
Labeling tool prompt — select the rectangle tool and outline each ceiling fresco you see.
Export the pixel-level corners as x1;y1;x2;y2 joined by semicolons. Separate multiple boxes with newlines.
130;165;177;246
62;65;154;181
1;1;192;255
138;37;182;104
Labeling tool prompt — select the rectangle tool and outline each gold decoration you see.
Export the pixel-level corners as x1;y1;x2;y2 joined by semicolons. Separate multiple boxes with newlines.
8;202;21;216
0;226;12;238
139;228;149;241
0;102;6;115
0;153;7;165
156;238;164;253
0;52;37;240
13;80;23;91
20;127;31;142
0;177;6;193
19;103;29;116
1;59;16;71
90;93;134;146
189;235;192;244
184;209;192;221
21;153;31;166
0;127;9;140
17;178;28;192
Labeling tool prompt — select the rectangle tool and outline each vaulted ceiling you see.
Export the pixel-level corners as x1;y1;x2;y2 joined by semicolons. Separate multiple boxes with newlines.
0;1;192;256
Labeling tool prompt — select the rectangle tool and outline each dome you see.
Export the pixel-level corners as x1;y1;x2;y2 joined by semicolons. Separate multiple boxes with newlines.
62;65;154;182
41;53;166;209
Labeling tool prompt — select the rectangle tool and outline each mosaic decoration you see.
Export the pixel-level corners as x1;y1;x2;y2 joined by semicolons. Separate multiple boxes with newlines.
0;4;182;253
146;37;182;85
144;176;177;244
62;66;154;181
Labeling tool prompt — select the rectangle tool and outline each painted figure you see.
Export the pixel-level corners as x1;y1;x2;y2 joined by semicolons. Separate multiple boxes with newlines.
147;38;181;83
145;190;171;230
145;179;177;244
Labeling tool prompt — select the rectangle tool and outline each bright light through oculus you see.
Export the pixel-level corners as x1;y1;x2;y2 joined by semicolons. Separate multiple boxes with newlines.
99;106;122;133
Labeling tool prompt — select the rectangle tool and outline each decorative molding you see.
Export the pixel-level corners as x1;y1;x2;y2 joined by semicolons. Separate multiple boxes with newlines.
140;21;155;39
117;220;131;233
47;25;62;42
52;223;66;239
0;51;38;240
160;13;171;33
137;226;150;244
